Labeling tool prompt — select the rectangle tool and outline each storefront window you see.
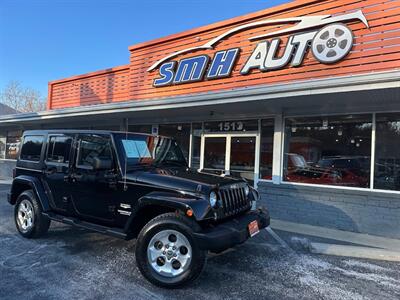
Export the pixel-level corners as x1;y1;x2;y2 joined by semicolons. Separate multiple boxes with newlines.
191;123;202;169
260;119;274;180
6;130;22;160
0;134;6;159
283;115;372;188
91;125;121;131
374;113;400;191
128;125;152;134
159;124;191;162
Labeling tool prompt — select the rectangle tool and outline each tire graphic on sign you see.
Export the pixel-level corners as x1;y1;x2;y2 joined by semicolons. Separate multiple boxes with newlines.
311;23;354;64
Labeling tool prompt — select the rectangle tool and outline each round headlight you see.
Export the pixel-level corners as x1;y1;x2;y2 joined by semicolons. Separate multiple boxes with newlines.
244;185;250;196
209;191;217;207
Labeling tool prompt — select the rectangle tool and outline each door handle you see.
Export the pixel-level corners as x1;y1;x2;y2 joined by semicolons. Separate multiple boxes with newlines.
63;175;72;182
73;174;83;181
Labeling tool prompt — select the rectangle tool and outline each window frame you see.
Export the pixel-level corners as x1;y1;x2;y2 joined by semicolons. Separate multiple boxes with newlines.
75;134;114;171
275;112;400;195
19;135;45;163
45;134;73;167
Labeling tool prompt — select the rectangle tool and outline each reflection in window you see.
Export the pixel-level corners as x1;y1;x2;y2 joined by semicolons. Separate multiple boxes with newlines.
283;115;372;188
47;136;72;164
159;124;191;162
374;113;400;191
20;135;44;161
203;137;226;173
0;134;6;159
128;125;152;134
77;135;112;169
260;119;274;180
230;136;255;183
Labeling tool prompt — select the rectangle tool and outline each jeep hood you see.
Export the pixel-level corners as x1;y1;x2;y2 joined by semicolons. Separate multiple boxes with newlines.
124;167;245;194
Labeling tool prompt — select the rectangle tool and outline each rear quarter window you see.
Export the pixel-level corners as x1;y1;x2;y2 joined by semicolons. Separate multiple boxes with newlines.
20;135;45;162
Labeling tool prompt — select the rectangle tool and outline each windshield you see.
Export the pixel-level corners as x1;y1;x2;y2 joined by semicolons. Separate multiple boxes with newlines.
114;133;187;170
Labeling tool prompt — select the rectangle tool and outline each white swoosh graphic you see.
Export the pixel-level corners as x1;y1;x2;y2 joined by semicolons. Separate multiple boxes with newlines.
147;10;368;72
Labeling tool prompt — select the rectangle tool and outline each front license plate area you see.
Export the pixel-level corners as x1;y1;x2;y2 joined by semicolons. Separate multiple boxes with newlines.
248;220;260;237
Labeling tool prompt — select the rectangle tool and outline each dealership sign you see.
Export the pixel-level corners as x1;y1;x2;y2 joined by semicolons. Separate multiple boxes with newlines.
149;10;369;87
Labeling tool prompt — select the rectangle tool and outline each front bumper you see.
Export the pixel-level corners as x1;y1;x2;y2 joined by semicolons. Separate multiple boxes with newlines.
193;208;270;253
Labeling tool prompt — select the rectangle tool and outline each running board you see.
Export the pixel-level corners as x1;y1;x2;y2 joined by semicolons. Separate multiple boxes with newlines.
43;212;128;240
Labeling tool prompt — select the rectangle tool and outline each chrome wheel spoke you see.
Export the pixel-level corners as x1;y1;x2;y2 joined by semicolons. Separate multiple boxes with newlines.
17;200;34;232
147;229;192;278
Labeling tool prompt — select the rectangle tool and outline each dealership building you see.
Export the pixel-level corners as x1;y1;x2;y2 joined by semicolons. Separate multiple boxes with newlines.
1;0;399;238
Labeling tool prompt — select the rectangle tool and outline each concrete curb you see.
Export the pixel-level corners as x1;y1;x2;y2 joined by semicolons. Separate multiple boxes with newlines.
271;219;400;251
0;180;12;185
310;242;400;262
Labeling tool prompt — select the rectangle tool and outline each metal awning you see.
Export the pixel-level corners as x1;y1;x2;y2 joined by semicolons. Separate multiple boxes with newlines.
0;70;399;129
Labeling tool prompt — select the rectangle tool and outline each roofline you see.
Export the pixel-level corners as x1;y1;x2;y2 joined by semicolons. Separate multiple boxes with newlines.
49;64;130;85
2;70;399;125
128;0;319;51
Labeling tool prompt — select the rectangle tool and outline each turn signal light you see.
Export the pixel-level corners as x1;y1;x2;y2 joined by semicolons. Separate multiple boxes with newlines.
186;209;193;217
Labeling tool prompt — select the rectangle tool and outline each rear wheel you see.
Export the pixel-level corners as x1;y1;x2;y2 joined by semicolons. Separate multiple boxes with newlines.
15;190;50;238
135;213;206;288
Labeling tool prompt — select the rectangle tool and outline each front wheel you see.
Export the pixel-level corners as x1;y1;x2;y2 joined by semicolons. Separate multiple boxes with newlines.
135;213;206;288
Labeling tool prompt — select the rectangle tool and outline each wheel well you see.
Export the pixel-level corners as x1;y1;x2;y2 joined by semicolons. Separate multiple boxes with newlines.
128;205;177;238
10;182;32;204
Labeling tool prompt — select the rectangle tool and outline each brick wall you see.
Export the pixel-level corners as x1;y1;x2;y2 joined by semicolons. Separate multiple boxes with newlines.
258;181;400;239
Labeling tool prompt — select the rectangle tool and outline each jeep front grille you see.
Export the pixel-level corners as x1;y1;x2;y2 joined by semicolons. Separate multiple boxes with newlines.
217;184;251;217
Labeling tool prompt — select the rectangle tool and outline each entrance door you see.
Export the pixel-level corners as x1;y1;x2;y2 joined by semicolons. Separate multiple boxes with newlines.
200;133;260;186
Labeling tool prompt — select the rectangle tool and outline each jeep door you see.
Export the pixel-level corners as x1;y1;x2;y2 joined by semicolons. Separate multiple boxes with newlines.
43;134;74;213
69;133;119;224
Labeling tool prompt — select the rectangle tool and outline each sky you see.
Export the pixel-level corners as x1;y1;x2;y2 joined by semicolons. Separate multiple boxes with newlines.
0;0;289;97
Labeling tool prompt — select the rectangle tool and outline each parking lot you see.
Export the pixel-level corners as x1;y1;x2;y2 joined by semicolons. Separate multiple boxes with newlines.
0;183;399;300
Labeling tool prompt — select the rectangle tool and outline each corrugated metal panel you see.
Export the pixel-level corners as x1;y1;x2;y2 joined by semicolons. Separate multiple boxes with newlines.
49;65;130;109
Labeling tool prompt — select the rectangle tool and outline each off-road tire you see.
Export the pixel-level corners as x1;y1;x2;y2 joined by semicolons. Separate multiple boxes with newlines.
14;189;51;238
135;212;207;288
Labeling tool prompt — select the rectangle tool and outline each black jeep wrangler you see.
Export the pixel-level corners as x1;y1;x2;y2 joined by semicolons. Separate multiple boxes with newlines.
8;130;269;288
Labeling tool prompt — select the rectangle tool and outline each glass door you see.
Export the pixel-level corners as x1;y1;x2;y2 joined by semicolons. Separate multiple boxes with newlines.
201;136;227;175
230;136;256;185
200;133;260;186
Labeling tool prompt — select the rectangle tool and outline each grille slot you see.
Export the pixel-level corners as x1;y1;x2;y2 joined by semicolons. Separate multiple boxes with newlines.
218;184;251;217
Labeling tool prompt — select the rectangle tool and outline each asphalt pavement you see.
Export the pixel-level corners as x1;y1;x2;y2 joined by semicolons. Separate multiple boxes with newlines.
0;184;399;300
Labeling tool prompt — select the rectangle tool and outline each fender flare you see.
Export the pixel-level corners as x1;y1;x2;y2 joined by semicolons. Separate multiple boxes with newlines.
9;175;51;211
124;191;212;232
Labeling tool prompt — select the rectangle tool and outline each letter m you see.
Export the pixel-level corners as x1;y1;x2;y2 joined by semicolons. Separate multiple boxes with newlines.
173;55;209;84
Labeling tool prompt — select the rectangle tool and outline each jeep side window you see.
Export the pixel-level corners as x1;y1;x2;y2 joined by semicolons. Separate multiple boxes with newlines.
76;134;113;170
20;135;44;162
47;136;72;164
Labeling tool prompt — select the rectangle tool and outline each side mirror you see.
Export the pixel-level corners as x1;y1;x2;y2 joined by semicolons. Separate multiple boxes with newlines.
91;157;112;170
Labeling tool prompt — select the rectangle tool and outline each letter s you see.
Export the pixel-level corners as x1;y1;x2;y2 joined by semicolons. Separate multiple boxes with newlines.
153;61;176;87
